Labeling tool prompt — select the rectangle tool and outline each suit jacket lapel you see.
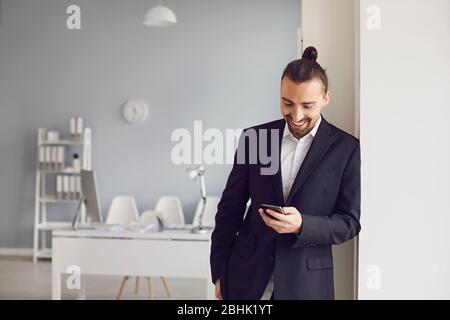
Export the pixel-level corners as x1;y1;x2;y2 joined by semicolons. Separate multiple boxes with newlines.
285;116;335;205
269;119;286;207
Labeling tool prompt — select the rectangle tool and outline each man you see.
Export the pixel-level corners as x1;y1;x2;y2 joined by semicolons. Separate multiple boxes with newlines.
210;47;361;300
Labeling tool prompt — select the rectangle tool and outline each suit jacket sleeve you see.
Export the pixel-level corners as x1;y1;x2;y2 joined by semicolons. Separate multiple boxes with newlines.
210;132;250;284
292;142;361;248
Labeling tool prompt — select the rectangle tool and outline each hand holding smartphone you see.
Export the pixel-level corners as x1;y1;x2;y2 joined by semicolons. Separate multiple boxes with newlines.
260;204;286;215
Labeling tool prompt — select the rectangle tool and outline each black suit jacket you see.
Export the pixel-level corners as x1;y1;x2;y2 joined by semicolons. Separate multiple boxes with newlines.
210;116;361;300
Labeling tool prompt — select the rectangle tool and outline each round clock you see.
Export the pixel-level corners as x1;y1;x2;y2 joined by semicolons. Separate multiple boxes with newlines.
122;99;149;124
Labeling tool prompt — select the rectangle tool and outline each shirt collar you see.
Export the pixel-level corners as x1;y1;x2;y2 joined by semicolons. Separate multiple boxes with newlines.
283;115;322;141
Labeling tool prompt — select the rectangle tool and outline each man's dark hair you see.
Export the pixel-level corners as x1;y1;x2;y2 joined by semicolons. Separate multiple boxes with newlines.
281;46;328;93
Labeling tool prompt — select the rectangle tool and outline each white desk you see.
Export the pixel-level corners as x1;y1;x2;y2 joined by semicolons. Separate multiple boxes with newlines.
52;228;214;300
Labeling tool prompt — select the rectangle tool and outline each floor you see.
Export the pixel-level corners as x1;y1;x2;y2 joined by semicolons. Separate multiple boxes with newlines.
0;256;204;300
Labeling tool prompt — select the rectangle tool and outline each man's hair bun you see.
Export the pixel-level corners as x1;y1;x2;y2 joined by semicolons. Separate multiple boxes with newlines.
302;46;318;62
281;45;328;93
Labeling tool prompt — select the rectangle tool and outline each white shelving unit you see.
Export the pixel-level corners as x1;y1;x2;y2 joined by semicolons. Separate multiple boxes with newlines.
33;127;92;262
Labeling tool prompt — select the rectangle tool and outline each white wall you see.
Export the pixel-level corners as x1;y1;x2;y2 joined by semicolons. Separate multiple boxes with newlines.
358;0;450;299
302;0;358;300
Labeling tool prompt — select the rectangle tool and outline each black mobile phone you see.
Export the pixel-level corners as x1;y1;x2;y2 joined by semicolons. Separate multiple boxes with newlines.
260;204;286;215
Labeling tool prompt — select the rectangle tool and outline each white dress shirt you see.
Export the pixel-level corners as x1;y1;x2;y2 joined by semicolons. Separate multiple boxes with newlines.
260;115;322;300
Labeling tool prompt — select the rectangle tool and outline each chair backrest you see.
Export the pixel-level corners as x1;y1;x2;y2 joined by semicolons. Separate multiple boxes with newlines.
192;196;220;227
155;196;185;226
106;196;139;225
139;210;161;225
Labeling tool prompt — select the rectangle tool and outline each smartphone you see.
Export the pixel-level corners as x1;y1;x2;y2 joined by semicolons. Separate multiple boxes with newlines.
260;204;286;215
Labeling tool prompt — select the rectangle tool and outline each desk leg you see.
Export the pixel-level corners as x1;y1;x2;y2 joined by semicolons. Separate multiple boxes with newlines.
52;272;61;300
206;278;215;300
77;275;87;300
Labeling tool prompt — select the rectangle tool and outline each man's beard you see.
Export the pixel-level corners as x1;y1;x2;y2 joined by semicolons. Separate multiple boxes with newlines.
285;116;314;139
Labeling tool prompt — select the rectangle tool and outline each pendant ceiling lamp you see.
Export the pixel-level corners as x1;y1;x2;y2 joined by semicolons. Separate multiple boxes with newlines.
144;0;177;27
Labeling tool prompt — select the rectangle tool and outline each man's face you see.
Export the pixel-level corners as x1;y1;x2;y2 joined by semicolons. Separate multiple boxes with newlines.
280;77;330;140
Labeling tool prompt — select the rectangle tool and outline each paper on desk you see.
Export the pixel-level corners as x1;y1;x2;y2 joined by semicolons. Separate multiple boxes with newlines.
108;223;158;233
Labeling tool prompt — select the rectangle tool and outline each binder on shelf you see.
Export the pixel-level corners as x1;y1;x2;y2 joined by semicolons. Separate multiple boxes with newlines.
76;117;84;137
70;117;84;139
56;175;63;199
70;117;76;138
44;146;51;170
51;147;58;170
75;175;82;200
57;146;65;171
69;175;76;199
62;175;70;199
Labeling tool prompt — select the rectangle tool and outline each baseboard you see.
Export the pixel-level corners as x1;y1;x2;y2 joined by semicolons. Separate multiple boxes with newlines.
0;247;33;257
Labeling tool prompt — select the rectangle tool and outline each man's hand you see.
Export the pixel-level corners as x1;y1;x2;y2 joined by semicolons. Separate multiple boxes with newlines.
215;279;223;300
258;206;303;234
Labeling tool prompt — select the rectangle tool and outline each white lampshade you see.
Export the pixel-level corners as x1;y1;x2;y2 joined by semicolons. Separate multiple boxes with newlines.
144;5;177;27
187;166;205;180
188;170;198;180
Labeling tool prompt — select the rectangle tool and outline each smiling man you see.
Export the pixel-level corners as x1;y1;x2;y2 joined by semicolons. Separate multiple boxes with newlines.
210;47;361;300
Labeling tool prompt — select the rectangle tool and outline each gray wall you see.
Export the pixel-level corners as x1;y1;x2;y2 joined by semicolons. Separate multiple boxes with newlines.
0;0;300;248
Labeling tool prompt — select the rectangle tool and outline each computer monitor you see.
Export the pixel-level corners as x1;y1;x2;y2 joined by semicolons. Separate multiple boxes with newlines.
72;170;103;229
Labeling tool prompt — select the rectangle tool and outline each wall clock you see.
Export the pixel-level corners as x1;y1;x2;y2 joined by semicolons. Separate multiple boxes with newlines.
122;99;149;124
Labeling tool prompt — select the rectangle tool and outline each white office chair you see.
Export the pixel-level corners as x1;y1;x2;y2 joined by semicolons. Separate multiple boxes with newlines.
155;196;185;226
116;210;172;300
106;196;139;225
107;196;140;300
192;196;220;227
